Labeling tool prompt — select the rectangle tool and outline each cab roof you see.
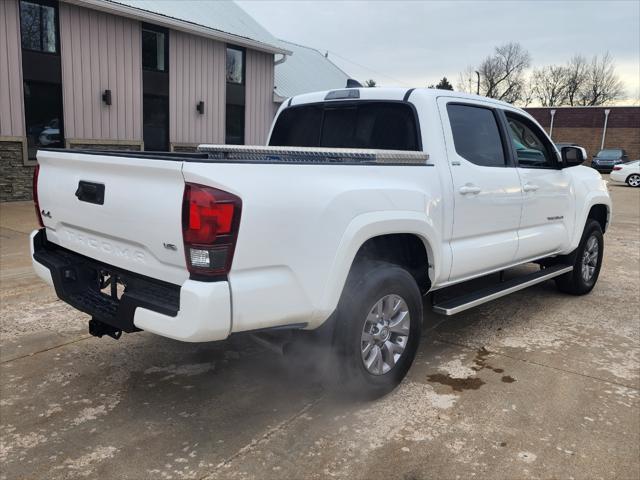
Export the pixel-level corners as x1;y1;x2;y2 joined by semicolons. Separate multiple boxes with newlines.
288;87;516;111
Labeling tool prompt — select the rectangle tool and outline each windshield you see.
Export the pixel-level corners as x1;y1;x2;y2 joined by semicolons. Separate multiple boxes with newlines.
269;102;420;151
597;149;623;159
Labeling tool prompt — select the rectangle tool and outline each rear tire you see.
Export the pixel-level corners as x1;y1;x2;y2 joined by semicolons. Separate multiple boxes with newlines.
331;261;422;398
555;220;603;295
626;173;640;187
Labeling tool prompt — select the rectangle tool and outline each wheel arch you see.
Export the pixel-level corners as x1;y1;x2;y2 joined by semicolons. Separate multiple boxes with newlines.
626;172;640;186
568;197;611;253
317;211;440;323
587;203;609;233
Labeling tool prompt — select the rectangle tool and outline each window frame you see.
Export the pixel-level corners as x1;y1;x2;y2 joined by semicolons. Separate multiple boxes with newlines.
19;0;60;56
141;23;169;73
269;100;423;151
501;110;560;170
445;101;514;168
225;45;246;86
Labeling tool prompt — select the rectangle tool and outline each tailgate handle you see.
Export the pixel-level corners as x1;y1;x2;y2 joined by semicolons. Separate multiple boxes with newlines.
75;181;105;205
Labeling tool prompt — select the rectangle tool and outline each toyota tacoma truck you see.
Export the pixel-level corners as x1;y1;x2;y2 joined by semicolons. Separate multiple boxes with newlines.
31;88;611;396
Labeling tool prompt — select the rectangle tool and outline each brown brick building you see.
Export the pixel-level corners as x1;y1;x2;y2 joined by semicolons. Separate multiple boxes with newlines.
525;106;640;160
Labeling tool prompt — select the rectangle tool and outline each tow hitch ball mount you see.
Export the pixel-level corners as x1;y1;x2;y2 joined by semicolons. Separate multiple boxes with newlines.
89;318;122;340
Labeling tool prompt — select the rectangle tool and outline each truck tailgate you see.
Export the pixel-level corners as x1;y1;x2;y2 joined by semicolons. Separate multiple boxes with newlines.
36;150;189;286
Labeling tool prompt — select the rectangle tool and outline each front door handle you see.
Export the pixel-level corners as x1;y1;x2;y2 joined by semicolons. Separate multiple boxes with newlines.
523;183;539;192
459;184;481;195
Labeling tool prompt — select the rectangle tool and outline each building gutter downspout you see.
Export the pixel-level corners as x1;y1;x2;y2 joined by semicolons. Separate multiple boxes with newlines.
274;54;288;66
601;109;611;150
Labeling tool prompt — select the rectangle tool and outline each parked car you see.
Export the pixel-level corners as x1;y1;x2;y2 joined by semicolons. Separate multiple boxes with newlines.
591;148;629;172
31;88;611;397
610;160;640;187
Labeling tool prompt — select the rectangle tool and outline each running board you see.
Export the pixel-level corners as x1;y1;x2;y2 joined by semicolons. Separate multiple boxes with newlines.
432;265;573;316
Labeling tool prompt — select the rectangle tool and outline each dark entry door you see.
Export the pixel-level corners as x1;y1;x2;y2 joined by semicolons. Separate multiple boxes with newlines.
143;95;169;151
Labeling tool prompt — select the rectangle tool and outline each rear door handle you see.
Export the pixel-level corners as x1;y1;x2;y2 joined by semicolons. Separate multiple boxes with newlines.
523;183;539;192
459;184;481;195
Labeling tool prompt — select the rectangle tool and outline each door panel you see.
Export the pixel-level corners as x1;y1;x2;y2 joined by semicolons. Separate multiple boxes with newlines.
439;99;523;281
515;168;575;259
503;111;575;260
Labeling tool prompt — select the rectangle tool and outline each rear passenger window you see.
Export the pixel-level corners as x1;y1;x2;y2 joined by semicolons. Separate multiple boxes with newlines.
269;102;419;151
447;104;506;167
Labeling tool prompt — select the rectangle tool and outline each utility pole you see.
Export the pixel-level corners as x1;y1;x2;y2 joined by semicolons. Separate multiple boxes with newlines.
475;71;480;95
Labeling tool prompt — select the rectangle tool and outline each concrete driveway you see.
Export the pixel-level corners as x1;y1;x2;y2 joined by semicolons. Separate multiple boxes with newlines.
1;179;638;480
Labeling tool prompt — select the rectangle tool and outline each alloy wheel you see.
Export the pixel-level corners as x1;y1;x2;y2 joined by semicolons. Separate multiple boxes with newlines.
361;294;410;375
581;235;599;283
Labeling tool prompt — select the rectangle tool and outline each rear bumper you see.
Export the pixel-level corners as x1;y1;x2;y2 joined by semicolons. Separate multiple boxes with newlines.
31;229;231;342
608;170;626;183
591;163;615;172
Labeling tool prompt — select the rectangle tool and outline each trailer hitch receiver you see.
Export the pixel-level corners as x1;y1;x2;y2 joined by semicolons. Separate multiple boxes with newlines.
89;318;122;340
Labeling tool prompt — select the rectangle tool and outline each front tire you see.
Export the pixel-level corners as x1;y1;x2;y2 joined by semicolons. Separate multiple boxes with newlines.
555;220;603;295
331;262;422;398
626;173;640;187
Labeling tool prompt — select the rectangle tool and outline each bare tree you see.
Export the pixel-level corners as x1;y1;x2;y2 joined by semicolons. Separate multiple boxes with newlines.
531;65;569;106
457;66;478;94
459;45;624;106
520;76;536;107
578;52;625;106
458;42;531;103
481;42;531;103
564;55;588;106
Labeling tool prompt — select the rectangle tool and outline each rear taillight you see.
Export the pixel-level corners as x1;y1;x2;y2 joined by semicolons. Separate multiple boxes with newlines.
612;166;623;171
33;164;44;228
181;183;242;277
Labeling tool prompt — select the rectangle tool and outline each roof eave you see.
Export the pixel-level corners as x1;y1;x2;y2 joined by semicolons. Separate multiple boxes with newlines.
62;0;292;55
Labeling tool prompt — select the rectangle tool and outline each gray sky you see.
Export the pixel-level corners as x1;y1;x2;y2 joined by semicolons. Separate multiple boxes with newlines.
238;0;640;103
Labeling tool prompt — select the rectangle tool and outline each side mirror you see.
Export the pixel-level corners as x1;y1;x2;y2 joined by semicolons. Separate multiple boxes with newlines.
561;146;587;168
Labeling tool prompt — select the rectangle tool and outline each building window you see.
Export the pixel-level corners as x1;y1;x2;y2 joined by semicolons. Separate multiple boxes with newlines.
20;0;58;54
23;81;64;159
226;47;244;84
142;25;168;72
225;46;245;144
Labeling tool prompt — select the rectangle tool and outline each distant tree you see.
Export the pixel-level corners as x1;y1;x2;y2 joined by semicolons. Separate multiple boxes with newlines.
430;77;453;90
530;53;624;106
458;42;531;103
531;65;569;106
365;79;377;87
564;55;588;106
578;52;625;106
457;66;478;94
459;45;624;106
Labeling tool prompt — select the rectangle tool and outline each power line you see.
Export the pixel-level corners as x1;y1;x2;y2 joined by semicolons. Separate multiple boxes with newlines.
325;50;412;86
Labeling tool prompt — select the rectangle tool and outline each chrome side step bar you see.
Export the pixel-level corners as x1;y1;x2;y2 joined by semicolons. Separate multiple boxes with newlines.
432;265;573;316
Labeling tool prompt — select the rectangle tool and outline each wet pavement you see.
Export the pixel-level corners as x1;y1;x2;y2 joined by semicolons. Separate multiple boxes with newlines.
1;179;638;479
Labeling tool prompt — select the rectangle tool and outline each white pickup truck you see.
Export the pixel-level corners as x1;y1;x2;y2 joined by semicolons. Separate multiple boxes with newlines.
31;87;611;396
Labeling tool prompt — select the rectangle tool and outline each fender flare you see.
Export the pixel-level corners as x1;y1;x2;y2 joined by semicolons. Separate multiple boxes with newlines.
569;193;611;251
315;210;441;322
